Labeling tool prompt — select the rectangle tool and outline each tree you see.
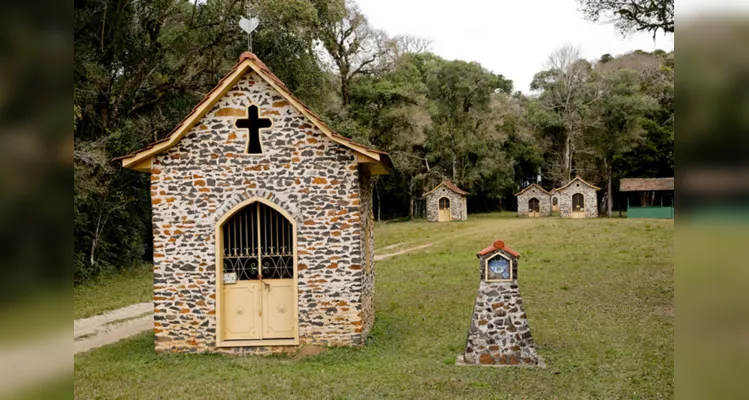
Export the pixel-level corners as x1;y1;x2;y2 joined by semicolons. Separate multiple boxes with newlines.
585;69;657;216
577;0;674;38
313;0;392;106
527;45;600;186
424;56;512;181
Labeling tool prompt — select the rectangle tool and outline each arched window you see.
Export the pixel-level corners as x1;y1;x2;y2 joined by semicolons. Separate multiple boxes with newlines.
552;197;558;206
528;198;540;212
572;193;584;211
439;197;450;210
222;201;294;280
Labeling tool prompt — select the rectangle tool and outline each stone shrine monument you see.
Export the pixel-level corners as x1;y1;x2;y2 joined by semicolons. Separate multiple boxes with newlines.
457;240;542;367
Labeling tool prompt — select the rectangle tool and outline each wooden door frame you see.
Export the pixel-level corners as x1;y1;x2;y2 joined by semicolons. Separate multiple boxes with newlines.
571;193;585;218
438;197;451;222
215;197;299;347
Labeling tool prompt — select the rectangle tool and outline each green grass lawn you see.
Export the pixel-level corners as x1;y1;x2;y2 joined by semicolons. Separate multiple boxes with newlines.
74;212;673;399
74;263;153;319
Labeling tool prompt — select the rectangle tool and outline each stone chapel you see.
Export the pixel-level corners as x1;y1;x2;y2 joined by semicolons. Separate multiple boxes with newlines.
117;53;392;354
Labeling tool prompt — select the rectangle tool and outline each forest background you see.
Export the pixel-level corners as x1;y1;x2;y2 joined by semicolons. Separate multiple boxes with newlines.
74;0;674;282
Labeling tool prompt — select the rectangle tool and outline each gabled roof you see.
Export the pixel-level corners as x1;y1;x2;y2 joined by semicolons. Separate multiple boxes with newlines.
116;52;392;174
422;178;470;197
477;240;520;258
514;183;551;196
620;178;674;192
554;176;601;192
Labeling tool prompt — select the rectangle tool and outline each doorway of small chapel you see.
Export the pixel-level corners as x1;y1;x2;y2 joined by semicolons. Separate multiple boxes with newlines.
438;197;451;222
216;199;298;346
572;193;585;218
528;198;540;217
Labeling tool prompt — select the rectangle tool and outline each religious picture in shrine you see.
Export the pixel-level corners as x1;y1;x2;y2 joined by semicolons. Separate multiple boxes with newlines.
485;253;512;282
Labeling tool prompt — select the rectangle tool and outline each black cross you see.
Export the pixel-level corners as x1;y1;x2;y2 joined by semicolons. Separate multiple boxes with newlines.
235;105;272;154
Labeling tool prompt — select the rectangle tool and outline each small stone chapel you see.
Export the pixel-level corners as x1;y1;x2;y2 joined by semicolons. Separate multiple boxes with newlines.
423;178;469;222
555;176;600;218
117;53;392;354
515;183;552;217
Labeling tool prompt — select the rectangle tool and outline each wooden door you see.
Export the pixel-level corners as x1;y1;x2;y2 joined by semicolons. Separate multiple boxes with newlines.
438;197;451;222
571;193;585;218
528;198;540;218
223;282;262;340
220;201;296;343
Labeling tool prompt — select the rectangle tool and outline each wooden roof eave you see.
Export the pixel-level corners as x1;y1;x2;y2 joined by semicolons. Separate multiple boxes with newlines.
513;183;551;197
119;58;391;174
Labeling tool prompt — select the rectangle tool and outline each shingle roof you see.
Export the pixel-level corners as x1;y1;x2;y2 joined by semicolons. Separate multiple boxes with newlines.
477;240;520;258
116;52;392;173
620;177;674;192
422;178;470;197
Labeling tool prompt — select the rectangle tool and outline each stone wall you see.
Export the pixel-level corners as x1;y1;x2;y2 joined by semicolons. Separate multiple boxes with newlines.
557;180;599;218
150;71;371;353
358;167;375;339
459;249;540;366
516;186;552;217
425;187;467;222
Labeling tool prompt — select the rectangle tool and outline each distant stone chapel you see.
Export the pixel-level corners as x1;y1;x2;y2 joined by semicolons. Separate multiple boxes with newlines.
515;176;600;218
117;53;392;354
423;179;469;222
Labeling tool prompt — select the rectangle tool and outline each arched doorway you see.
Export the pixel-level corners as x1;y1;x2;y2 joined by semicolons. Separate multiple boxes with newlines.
215;198;298;346
552;196;559;212
572;193;585;218
438;197;451;222
528;198;540;217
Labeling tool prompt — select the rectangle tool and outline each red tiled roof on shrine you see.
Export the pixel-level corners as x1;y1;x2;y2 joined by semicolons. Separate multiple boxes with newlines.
477;240;520;258
115;52;392;174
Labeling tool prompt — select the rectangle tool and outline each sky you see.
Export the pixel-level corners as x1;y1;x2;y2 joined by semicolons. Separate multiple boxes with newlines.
355;0;674;93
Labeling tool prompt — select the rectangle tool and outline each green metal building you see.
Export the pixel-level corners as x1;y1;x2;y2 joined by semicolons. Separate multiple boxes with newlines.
620;178;674;219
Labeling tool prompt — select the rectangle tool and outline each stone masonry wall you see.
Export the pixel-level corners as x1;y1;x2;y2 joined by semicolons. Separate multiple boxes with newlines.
459;249;539;366
358;167;375;339
557;180;599;218
150;71;370;353
516;186;552;217
426;187;467;222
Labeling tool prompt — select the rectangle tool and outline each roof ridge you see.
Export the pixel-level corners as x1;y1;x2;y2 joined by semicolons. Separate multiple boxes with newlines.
116;52;392;173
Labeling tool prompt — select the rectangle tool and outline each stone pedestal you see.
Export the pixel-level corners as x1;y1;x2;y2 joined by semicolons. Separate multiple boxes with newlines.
457;240;542;367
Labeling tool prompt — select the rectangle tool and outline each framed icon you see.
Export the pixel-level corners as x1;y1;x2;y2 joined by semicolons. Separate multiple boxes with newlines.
485;253;512;282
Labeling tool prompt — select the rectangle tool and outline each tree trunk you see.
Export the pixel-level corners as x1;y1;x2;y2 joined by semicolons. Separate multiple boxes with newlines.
606;160;613;217
450;124;457;180
341;74;350;106
563;134;572;182
408;179;414;220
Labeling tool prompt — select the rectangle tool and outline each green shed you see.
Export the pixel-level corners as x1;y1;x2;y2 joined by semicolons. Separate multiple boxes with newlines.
620;178;674;219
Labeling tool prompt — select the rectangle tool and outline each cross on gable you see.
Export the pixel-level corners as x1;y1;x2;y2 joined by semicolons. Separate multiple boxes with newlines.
235;105;272;154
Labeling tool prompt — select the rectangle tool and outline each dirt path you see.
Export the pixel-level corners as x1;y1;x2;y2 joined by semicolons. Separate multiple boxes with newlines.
74;302;152;355
72;243;436;354
375;243;433;261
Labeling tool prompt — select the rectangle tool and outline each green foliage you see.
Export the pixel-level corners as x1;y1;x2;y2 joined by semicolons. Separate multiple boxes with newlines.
73;2;674;282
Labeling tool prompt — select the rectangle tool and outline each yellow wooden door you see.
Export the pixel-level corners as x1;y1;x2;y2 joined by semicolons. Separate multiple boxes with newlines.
223;281;262;340
219;201;297;344
438;197;451;222
262;280;296;338
438;208;451;222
